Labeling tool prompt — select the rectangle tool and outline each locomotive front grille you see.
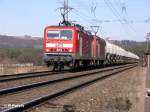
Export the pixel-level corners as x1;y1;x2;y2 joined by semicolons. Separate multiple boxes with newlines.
43;53;73;62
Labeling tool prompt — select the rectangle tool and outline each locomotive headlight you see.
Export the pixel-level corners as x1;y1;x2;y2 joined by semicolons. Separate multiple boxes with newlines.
69;49;72;52
46;49;50;52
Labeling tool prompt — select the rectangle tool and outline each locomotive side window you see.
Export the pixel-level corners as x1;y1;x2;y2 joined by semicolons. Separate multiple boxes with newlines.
47;31;59;39
60;30;72;40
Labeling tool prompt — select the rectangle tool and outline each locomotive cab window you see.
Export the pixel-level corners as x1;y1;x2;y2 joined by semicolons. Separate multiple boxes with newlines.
60;30;72;40
47;31;59;39
47;30;72;40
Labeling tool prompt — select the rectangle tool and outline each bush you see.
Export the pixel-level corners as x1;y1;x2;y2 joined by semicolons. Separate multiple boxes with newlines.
0;48;43;65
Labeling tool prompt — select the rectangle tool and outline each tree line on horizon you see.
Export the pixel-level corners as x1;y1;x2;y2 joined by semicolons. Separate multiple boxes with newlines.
0;48;43;65
0;40;147;65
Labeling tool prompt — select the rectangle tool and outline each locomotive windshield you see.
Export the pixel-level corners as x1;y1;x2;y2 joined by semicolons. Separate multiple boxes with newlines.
47;30;72;40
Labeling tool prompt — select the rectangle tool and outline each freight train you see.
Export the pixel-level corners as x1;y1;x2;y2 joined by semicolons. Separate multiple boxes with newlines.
43;23;139;70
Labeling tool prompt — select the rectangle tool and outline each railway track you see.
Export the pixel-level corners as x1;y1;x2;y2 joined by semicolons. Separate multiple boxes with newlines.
0;64;132;82
0;71;71;90
0;64;132;90
0;70;68;82
0;64;134;94
0;64;137;112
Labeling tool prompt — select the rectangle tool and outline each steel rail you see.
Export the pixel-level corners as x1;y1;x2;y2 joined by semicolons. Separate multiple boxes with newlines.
0;71;68;82
0;64;135;95
0;71;51;78
4;65;136;112
0;64;134;82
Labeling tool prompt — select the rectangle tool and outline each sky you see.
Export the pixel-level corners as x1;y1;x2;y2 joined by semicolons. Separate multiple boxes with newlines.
0;0;150;41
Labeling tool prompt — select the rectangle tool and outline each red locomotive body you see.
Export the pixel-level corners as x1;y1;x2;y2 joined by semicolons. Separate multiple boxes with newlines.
92;35;106;64
44;26;75;54
43;25;106;70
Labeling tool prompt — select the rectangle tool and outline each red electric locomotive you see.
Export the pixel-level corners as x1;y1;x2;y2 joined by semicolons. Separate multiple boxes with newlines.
92;35;106;65
43;23;106;70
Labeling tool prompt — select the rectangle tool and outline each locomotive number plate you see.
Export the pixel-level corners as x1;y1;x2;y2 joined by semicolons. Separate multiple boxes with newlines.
56;43;63;48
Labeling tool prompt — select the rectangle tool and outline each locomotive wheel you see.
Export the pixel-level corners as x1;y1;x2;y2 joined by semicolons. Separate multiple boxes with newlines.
71;60;78;72
58;62;64;71
58;65;61;71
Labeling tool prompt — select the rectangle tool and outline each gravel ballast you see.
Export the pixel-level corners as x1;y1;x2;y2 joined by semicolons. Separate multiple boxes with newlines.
29;67;146;112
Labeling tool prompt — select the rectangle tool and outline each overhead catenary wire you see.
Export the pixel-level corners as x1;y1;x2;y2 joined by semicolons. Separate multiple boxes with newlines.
113;0;150;23
78;0;129;36
70;0;126;37
73;0;105;35
56;0;64;5
103;0;138;37
56;0;140;38
103;0;132;36
73;0;150;23
72;11;92;31
112;0;139;36
56;0;94;31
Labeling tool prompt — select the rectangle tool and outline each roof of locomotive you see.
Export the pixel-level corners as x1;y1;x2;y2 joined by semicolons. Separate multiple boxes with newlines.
93;35;106;44
44;25;93;36
44;25;78;30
